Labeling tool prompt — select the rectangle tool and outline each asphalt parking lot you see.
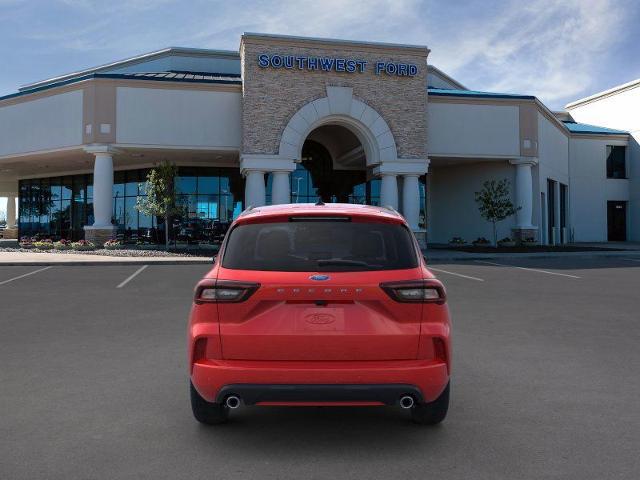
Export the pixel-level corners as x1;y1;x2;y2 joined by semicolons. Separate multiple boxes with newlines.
1;257;639;479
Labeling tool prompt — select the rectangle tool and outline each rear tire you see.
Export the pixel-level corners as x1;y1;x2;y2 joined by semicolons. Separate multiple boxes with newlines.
190;382;229;425
411;382;449;425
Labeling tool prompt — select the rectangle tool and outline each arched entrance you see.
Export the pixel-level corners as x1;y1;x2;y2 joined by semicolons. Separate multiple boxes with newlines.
285;123;380;205
242;86;428;235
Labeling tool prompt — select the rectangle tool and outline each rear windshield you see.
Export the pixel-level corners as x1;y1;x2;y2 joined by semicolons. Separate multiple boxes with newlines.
222;220;418;271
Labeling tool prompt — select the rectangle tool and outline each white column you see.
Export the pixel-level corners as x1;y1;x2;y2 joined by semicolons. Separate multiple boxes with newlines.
380;174;398;210
401;174;420;230
271;171;291;205
244;170;266;207
6;195;17;228
512;159;535;228
92;152;114;227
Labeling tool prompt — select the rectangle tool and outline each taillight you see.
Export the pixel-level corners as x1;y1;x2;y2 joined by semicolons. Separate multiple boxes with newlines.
194;280;260;304
380;280;446;304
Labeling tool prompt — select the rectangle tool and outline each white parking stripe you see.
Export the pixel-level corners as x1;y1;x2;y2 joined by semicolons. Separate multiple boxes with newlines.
474;260;581;279
0;266;52;286
116;265;149;289
428;267;484;282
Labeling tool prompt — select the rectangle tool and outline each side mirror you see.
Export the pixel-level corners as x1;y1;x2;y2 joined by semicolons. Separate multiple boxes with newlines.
212;255;217;264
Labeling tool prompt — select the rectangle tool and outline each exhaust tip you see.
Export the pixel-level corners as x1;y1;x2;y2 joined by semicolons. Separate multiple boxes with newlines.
399;395;415;409
225;395;241;409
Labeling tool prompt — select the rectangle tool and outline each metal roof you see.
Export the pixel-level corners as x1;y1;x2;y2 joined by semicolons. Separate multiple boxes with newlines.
0;71;242;103
19;47;240;92
562;121;628;135
428;87;535;100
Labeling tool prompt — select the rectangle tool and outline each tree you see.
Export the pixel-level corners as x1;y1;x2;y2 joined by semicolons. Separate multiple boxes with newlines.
474;179;519;246
136;161;182;250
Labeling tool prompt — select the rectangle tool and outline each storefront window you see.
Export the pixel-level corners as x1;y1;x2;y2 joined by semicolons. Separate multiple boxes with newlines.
18;166;244;245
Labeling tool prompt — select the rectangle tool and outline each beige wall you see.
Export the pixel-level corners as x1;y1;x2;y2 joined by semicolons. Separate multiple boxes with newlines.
240;35;428;159
0;90;83;157
115;86;242;148
427;102;520;157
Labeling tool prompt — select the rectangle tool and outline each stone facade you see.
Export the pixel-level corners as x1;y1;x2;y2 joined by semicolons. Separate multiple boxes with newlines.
84;226;117;246
240;34;429;161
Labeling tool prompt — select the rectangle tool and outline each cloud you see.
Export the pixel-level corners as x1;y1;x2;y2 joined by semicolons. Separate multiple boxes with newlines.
426;0;630;108
1;0;637;108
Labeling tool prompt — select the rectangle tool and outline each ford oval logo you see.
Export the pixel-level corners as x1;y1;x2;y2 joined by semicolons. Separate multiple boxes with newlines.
309;274;330;281
305;313;335;324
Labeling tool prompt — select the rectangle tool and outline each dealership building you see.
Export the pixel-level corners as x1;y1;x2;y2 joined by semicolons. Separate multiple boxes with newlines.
0;33;637;246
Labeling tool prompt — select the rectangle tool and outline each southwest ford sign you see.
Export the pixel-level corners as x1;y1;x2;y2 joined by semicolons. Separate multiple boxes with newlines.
257;54;418;77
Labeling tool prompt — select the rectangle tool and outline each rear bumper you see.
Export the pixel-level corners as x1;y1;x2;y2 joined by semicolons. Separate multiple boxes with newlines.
216;384;423;405
191;359;449;404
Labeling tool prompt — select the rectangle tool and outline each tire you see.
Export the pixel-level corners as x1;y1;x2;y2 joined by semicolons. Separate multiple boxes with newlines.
190;382;229;425
411;382;449;425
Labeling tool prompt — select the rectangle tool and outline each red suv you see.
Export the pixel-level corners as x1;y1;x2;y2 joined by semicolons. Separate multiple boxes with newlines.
188;203;451;425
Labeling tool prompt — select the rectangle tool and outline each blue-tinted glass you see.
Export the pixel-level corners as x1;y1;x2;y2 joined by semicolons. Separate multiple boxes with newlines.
73;199;85;232
87;175;93;199
219;195;236;221
49;178;61;201
199;176;218;194
265;174;273;205
113;197;125;228
232;201;243;220
175;175;197;194
369;179;381;197
194;195;213;219
60;199;71;237
125;170;139;196
73;176;86;201
61;177;72;200
125;197;138;230
139;210;153;229
219;176;230;195
291;168;309;202
49;200;61;236
113;171;125;198
181;195;198;218
86;199;94;226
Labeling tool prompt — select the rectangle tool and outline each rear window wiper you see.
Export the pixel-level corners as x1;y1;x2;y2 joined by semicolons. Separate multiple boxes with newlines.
316;259;376;267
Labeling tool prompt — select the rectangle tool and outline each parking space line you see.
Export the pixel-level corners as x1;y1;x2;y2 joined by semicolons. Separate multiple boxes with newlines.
428;267;484;282
474;260;581;278
0;266;52;286
116;265;149;289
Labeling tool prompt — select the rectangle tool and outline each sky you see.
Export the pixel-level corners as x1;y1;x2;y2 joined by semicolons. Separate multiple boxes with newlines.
1;0;640;214
1;0;639;108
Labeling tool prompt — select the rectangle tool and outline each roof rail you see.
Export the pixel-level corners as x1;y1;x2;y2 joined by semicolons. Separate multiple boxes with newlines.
238;205;255;217
382;205;402;217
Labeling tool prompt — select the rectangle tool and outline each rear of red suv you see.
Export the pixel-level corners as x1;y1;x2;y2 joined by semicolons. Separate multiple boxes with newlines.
188;203;451;425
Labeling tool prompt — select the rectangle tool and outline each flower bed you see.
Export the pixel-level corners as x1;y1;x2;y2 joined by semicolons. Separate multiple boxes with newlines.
54;239;73;250
103;239;123;250
71;240;96;251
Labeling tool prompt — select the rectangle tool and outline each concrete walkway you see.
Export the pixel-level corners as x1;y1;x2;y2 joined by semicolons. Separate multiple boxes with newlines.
0;251;213;266
425;247;640;262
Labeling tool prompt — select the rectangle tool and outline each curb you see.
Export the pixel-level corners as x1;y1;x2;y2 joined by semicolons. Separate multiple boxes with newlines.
0;259;213;266
425;251;640;262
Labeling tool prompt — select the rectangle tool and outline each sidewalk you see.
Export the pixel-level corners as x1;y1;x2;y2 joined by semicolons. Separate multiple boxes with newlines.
2;245;640;266
0;251;213;266
425;247;640;262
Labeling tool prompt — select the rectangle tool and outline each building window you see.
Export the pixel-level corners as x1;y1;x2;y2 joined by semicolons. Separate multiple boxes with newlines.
606;145;626;179
18;167;244;245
